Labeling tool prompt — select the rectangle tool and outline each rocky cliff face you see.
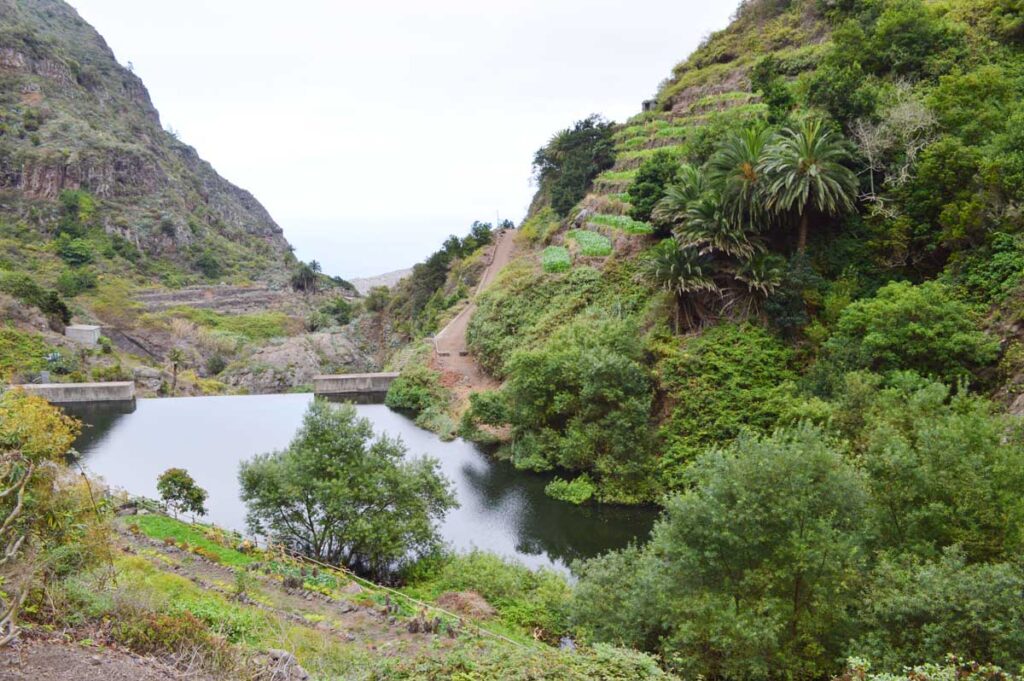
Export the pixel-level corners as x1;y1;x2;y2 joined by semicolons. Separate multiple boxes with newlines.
0;0;293;279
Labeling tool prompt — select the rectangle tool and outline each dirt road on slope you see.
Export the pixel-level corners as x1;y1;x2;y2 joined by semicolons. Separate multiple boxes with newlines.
432;229;515;393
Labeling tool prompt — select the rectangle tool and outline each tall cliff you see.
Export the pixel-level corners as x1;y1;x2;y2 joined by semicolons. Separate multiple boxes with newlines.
0;0;294;280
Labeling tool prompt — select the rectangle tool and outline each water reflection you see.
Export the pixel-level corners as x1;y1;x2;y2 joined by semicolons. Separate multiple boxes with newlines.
66;394;656;572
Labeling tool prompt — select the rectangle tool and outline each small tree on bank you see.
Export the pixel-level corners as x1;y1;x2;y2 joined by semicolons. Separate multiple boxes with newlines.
157;467;208;520
238;399;457;581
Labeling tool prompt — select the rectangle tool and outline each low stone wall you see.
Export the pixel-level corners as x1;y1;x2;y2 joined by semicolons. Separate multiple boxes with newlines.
15;381;136;404
313;372;399;397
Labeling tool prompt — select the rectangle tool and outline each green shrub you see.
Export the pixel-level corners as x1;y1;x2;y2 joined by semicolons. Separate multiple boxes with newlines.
821;281;998;386
320;296;352;325
851;549;1024;670
194;250;223;279
385;364;448;415
572;425;868;680
544;474;596;505
655;323;797;488
56;267;97;297
627;149;681;225
90;363;131;382
0;327;50;378
383;642;671;680
205;354;227;376
566;230;612;257
305;310;331;332
55;234;94;265
405;550;572;636
0;271;71;323
504;316;656;502
541;246;571;273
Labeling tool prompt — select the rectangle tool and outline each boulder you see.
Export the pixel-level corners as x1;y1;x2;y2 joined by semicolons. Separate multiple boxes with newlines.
133;366;165;391
252;648;309;681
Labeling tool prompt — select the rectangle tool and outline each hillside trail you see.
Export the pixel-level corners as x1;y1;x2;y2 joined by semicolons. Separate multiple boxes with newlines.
432;229;515;397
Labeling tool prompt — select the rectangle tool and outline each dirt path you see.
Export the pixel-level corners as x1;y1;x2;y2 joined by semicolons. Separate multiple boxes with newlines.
432;229;515;395
0;636;209;681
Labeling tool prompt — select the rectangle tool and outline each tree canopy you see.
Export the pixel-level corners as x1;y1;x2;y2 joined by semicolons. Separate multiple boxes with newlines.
239;400;457;579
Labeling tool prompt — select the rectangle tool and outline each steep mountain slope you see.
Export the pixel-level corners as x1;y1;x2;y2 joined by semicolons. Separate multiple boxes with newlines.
0;0;293;280
432;0;1024;505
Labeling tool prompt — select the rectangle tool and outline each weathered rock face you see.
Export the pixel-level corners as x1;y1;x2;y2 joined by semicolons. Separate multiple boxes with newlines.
222;332;378;393
0;0;293;278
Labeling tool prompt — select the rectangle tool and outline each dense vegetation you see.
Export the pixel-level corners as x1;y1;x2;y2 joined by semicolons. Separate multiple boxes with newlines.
459;0;1024;676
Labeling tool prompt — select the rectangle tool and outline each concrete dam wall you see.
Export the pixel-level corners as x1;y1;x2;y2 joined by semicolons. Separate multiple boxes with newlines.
15;381;136;404
313;373;399;400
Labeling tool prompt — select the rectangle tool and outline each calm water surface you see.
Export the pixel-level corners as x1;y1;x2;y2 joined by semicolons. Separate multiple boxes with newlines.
66;394;656;572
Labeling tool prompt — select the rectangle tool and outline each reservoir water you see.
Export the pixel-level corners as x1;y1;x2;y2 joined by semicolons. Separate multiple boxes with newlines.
65;394;657;572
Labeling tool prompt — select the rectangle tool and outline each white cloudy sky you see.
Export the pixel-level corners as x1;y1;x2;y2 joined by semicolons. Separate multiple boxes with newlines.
70;1;739;278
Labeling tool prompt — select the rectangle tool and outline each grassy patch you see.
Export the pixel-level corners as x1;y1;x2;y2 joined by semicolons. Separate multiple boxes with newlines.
566;230;613;257
589;214;654;235
403;550;572;640
0;326;51;379
541;246;572;273
127;515;256;568
163;307;296;341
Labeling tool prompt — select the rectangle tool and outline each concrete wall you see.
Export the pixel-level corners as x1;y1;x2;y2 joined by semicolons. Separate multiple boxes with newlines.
16;381;135;404
313;372;399;396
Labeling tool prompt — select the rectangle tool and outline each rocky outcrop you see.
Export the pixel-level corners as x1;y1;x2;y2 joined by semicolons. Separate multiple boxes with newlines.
0;0;293;277
222;332;377;393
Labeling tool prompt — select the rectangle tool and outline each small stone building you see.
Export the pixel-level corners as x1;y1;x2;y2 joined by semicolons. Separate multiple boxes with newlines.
65;324;101;347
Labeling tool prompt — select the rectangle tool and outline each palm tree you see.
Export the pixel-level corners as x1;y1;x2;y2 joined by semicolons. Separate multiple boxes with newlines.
639;237;718;330
167;348;185;395
678;194;760;260
707;126;772;230
651;164;706;230
725;252;786;319
759;118;859;253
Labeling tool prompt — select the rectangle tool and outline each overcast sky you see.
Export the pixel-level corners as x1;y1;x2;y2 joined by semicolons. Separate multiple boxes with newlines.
70;1;739;278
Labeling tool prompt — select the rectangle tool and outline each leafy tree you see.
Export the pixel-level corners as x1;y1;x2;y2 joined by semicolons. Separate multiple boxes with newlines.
573;425;869;679
626;150;680;229
156;467;208;519
760;118;859;253
238;400;457;579
55;234;94;266
0;391;80;645
363;286;390;313
320;296;352;325
533;115;616;216
749;55;793;124
851;548;1024;670
502;317;656;502
822;281;998;384
825;372;1024;561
